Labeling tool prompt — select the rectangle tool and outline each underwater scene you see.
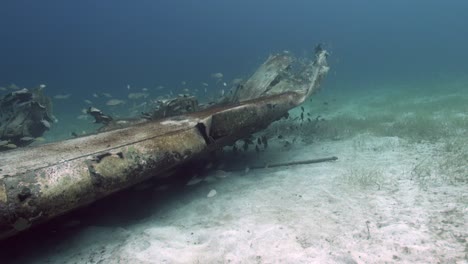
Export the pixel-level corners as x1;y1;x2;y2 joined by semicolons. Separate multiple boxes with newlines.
0;1;467;263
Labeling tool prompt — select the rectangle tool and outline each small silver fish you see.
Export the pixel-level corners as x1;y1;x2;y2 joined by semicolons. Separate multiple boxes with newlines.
211;72;223;79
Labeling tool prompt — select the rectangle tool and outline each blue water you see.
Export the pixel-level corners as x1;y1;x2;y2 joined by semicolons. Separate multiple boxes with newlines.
1;0;467;97
1;1;468;262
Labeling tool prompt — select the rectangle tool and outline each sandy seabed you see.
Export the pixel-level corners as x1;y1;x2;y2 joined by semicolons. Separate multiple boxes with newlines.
7;134;466;264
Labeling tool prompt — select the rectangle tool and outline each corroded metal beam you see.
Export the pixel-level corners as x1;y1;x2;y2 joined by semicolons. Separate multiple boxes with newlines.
0;48;329;240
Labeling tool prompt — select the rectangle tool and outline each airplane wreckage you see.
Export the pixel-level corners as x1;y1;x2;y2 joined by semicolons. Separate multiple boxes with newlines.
0;47;330;240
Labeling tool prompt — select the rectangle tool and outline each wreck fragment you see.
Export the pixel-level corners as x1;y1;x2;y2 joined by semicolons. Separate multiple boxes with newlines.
0;48;329;240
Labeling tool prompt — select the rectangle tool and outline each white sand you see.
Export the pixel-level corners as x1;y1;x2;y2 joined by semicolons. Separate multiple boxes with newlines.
19;134;466;264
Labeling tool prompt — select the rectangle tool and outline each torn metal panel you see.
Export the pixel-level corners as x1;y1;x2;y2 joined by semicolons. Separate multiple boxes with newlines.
230;54;294;102
228;48;329;104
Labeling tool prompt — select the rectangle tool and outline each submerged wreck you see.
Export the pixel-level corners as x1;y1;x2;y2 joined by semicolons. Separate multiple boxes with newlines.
0;48;329;240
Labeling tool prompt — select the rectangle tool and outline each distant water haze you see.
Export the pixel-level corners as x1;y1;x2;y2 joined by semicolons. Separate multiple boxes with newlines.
0;0;467;96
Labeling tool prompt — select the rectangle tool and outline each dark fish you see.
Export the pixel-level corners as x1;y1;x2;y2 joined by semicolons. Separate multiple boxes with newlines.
232;145;238;154
261;135;268;149
257;138;262;145
255;145;260;153
301;106;304;112
278;135;283;139
314;43;323;54
243;141;249;151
